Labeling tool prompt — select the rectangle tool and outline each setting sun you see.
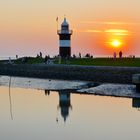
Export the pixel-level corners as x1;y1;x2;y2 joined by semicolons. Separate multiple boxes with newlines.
110;39;122;48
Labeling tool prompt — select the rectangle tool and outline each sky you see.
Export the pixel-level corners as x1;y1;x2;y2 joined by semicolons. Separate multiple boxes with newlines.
0;0;140;57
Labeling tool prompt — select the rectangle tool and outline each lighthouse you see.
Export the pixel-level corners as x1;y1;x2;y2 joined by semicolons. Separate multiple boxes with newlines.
57;18;73;58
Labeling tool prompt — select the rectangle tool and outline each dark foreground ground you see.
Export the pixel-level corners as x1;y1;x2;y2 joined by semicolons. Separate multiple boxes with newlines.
0;63;139;84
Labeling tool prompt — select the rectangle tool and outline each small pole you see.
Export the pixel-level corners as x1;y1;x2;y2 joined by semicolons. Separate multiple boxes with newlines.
9;77;13;120
56;16;59;32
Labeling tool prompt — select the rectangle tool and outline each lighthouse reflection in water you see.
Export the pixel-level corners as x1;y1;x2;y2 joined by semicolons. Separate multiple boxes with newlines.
44;90;140;123
45;90;72;122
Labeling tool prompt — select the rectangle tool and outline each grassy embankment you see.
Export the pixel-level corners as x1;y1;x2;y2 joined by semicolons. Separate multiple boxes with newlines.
61;58;140;67
2;57;140;67
15;57;44;64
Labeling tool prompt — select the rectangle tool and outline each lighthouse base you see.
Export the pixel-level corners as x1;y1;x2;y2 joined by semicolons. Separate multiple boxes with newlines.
59;47;71;58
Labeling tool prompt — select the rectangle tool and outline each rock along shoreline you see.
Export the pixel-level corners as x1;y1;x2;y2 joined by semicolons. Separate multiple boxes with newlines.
0;63;140;84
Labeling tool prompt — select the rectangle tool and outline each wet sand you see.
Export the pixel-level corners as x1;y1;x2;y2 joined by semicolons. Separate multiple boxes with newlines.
0;76;140;99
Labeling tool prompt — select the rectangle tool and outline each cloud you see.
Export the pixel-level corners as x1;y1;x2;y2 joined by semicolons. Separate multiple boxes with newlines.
104;29;129;33
83;28;131;36
85;30;102;33
81;21;140;25
104;29;131;36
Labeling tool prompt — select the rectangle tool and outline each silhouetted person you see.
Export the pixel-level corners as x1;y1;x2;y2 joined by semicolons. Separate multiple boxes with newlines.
79;53;81;58
85;53;90;58
47;55;50;59
119;51;122;59
113;52;117;60
45;55;48;63
36;54;39;58
73;54;76;58
39;52;42;58
9;57;12;64
16;55;18;59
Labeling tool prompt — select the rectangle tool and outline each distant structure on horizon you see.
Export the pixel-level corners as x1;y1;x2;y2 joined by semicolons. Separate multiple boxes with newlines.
57;18;73;58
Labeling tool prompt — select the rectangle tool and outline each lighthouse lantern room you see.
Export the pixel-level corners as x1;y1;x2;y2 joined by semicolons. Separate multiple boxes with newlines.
57;18;73;58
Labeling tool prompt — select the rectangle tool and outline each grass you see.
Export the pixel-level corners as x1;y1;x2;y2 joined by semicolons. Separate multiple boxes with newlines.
2;57;140;67
57;58;140;67
14;57;45;64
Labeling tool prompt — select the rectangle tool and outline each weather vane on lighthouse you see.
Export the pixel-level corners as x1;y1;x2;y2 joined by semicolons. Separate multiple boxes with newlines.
57;17;73;58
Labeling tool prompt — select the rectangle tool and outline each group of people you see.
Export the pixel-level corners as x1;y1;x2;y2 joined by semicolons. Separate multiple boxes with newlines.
113;51;123;59
36;52;43;58
36;52;52;64
72;53;93;59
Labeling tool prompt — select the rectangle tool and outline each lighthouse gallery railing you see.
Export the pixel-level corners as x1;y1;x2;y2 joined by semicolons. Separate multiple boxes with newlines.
57;30;73;35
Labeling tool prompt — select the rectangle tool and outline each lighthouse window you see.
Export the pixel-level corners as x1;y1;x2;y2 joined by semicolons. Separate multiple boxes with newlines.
62;26;68;30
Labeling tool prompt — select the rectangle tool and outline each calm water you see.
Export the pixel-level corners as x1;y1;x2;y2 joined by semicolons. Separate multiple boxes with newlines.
0;80;140;140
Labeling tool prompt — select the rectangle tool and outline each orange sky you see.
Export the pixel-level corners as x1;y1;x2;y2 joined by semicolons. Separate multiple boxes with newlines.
0;0;140;57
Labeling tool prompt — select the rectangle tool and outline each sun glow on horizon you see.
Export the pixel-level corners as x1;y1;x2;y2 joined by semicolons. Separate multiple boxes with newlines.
104;29;129;49
109;39;122;48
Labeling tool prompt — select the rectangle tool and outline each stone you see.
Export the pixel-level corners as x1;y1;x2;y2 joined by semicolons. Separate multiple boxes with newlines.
132;74;140;92
132;74;140;84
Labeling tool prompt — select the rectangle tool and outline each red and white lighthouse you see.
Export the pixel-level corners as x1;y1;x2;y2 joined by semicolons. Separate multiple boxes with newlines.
57;18;73;58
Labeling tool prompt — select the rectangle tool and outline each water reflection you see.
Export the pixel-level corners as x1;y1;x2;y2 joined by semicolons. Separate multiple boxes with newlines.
45;90;51;96
58;90;72;122
1;80;140;140
45;90;72;122
7;78;140;124
9;77;13;120
41;89;140;122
